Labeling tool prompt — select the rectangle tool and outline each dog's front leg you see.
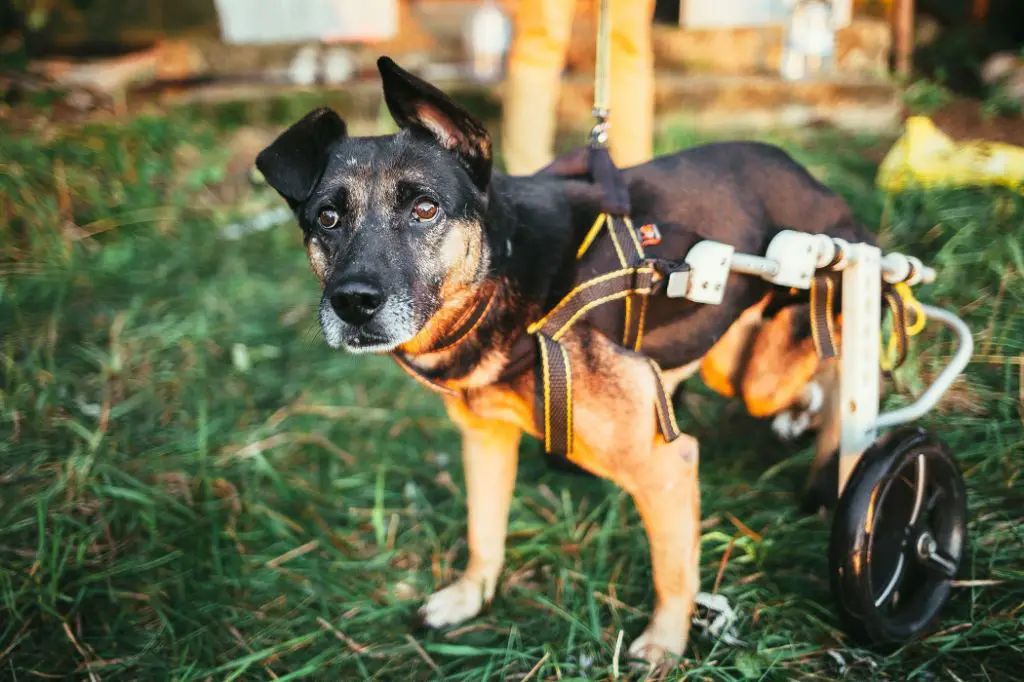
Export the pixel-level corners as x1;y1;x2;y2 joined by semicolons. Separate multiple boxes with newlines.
419;399;521;629
623;433;702;665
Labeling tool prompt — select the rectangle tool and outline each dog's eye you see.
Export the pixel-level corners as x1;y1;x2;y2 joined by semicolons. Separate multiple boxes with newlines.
411;199;439;223
318;207;340;229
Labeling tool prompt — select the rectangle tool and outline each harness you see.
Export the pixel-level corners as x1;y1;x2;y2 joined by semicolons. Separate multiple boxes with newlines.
389;0;926;463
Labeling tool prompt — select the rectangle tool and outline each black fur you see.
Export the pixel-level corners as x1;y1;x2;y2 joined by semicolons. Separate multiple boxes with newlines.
255;108;347;206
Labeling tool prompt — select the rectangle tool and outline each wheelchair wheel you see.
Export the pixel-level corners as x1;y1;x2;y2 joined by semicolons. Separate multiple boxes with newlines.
828;427;967;646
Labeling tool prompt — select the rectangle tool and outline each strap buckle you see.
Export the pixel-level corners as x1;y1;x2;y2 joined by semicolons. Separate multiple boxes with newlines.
647;258;692;298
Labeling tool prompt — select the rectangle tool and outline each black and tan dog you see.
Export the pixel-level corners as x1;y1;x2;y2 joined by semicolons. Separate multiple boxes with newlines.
256;56;873;664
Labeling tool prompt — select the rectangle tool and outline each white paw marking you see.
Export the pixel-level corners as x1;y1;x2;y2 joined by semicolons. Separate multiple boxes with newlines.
804;380;824;413
418;578;489;629
772;409;811;440
772;380;824;441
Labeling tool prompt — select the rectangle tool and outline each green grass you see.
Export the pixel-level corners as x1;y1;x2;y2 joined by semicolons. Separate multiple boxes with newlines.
1;106;1022;681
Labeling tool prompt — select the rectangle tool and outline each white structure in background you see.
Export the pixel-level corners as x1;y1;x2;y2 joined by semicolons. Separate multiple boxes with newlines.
213;0;397;45
678;0;850;29
462;0;511;82
780;0;839;80
213;0;394;85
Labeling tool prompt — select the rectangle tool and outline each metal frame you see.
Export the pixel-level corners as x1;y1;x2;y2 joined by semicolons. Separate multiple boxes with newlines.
667;229;972;498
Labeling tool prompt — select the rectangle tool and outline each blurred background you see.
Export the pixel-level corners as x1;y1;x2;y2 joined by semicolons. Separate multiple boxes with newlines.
1;1;1022;680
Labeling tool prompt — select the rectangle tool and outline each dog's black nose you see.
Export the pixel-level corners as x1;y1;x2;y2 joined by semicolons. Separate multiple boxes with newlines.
330;280;386;326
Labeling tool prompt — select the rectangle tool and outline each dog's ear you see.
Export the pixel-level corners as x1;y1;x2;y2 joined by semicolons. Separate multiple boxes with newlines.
377;56;492;190
256;107;347;204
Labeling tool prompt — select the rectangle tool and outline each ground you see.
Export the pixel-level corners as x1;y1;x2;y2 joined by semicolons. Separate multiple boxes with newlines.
0;91;1022;681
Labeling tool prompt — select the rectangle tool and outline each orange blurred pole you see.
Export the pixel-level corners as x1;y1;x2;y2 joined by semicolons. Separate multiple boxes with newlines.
893;0;914;78
972;0;989;22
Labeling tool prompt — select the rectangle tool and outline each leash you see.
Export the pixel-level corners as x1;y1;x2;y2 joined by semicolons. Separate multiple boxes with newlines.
591;0;611;147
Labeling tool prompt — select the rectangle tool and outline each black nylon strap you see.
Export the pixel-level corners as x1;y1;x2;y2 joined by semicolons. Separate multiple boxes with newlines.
810;273;838;360
391;352;459;396
538;333;573;458
536;267;655;341
604;215;647;351
647;358;682;442
427;291;495;353
531;259;677;456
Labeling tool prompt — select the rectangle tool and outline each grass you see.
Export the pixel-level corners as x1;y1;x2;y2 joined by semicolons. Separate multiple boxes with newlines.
0;101;1022;681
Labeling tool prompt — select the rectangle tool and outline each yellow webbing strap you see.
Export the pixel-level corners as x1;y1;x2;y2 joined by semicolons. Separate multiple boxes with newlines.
881;281;927;372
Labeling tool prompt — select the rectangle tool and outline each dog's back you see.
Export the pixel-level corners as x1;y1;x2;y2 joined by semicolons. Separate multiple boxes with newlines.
627;140;874;249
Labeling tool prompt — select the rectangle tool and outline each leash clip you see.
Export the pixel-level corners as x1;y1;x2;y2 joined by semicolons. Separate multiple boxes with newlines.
589;107;610;148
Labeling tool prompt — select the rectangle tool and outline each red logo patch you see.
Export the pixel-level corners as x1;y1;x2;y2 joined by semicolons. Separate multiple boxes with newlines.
638;223;662;247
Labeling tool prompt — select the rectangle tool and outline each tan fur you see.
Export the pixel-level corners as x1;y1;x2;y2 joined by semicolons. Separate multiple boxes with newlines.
699;296;835;420
660;359;703;395
700;295;770;398
740;306;823;418
437;218;487;298
399;218;490;357
306;238;329;285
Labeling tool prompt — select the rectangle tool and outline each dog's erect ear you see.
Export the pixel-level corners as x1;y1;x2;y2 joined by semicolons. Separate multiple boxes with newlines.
377;56;492;190
256;107;347;204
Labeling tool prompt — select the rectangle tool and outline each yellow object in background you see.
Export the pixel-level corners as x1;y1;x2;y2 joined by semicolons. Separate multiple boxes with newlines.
876;116;1024;193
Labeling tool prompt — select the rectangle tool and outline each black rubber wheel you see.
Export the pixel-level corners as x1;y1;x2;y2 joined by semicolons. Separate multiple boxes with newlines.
829;427;967;647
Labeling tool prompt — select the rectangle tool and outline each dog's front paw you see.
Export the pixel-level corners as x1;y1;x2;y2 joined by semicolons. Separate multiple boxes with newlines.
628;606;689;667
418;577;490;629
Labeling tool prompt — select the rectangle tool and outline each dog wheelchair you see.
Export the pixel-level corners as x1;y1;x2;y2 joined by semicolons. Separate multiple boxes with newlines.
543;0;975;646
662;228;973;645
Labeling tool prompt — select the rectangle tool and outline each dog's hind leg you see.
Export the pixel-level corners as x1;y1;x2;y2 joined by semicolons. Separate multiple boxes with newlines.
800;360;843;514
418;400;521;629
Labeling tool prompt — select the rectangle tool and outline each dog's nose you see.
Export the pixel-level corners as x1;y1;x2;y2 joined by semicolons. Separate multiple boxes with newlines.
329;280;386;326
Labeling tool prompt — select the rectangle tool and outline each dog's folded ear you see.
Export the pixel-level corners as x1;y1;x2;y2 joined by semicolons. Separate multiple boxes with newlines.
377;56;492;191
256;107;347;205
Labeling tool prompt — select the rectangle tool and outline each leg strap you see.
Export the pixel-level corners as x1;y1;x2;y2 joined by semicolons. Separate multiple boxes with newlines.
810;273;839;360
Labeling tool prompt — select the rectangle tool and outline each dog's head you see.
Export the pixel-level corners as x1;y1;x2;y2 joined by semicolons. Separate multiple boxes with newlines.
256;57;494;354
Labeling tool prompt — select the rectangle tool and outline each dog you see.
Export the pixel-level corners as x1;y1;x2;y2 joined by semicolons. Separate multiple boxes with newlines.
255;56;874;665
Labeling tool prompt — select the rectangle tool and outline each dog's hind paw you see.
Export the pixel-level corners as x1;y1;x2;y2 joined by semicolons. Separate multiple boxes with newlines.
417;578;489;629
771;380;824;443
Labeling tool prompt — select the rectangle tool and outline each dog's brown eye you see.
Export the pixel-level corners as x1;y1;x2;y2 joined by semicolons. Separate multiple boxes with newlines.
318;207;339;229
412;199;438;223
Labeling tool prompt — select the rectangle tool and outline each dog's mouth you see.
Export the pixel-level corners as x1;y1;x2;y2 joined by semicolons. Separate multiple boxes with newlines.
342;329;401;354
318;298;416;355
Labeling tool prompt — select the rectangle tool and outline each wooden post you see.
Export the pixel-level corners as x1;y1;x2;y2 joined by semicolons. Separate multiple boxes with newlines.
893;0;914;78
